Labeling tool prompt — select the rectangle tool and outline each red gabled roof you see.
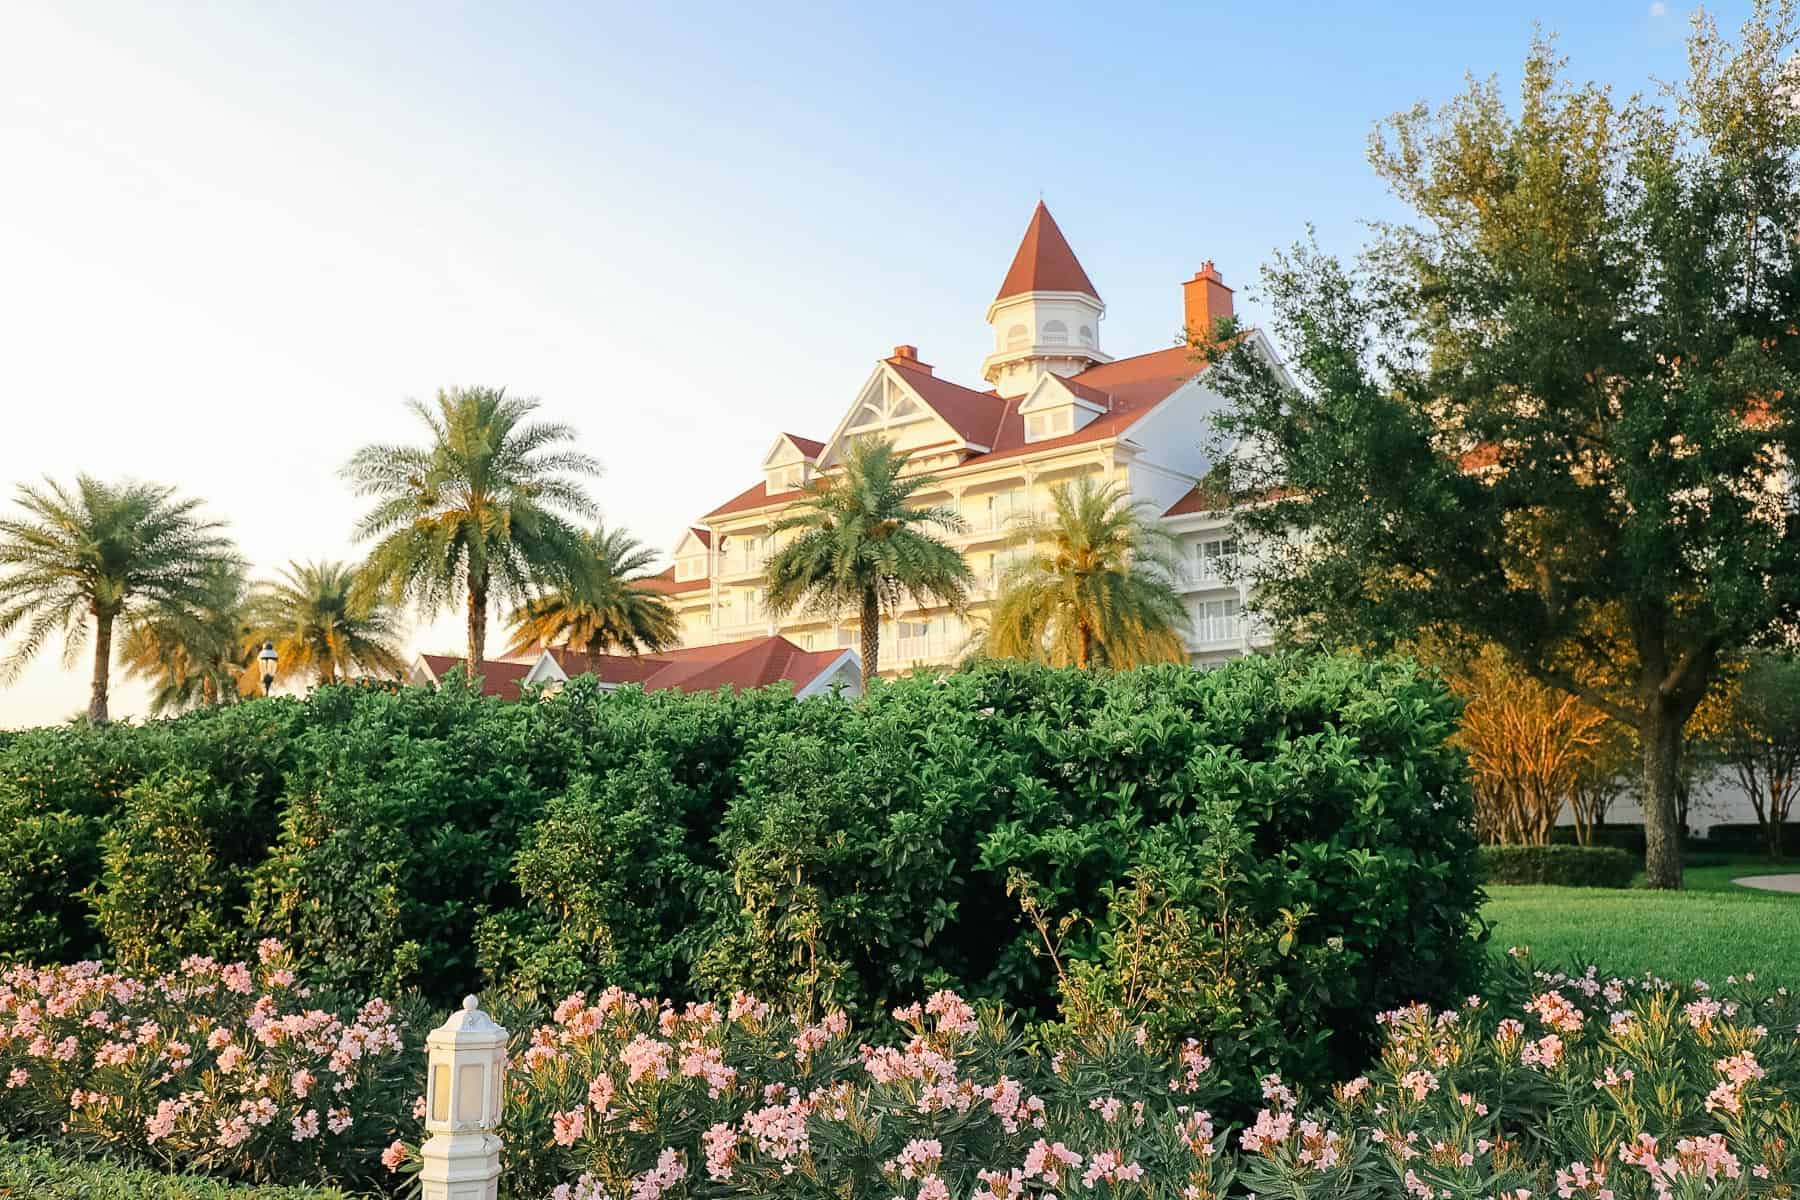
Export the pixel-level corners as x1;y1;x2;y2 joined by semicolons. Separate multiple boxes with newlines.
783;433;826;459
700;345;1209;521
415;654;535;699
995;201;1100;302
635;566;710;595
546;636;850;695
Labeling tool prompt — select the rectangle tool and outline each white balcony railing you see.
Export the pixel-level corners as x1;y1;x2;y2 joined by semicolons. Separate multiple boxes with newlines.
1192;615;1243;646
892;633;957;663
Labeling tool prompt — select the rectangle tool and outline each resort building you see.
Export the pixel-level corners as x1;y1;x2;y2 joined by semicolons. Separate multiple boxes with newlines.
640;202;1276;672
408;635;862;699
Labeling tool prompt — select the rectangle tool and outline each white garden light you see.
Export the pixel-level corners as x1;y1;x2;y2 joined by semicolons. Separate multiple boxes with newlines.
420;995;508;1200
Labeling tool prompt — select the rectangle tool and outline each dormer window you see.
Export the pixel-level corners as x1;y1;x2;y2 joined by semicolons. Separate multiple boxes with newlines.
1024;408;1074;442
1042;319;1069;345
1005;323;1029;349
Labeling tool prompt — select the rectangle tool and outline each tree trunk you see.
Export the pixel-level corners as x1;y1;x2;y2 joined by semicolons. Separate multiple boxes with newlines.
859;586;880;690
1641;708;1685;890
88;609;113;724
1077;621;1093;669
467;575;489;675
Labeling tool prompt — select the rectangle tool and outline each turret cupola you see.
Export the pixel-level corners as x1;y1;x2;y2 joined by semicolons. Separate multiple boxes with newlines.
982;202;1111;398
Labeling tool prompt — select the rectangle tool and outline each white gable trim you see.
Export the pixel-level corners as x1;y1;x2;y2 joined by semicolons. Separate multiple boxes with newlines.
408;655;443;687
522;652;569;688
761;434;817;470
817;363;980;468
794;650;863;699
1018;373;1106;417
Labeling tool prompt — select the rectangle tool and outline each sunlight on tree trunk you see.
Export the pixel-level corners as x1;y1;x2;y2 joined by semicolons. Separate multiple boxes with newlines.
859;587;880;688
88;608;113;724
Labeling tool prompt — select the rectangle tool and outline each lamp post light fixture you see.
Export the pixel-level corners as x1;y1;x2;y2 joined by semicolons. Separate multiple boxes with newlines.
420;995;508;1200
258;641;277;696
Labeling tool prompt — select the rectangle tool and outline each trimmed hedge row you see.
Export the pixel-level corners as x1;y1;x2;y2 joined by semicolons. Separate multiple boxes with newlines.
1478;843;1638;887
0;1143;356;1199
0;654;1485;1096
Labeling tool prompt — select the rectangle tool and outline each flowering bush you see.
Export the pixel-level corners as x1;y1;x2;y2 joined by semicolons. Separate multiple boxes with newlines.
376;952;1798;1200
0;940;419;1190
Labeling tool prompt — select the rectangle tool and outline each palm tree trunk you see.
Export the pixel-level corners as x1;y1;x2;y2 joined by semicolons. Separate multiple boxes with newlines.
1077;621;1093;670
467;575;489;673
859;586;880;689
88;609;113;724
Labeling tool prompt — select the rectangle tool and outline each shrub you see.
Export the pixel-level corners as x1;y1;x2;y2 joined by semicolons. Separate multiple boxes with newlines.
1478;844;1638;887
0;943;418;1191
376;954;1799;1200
0;720;153;961
0;1142;355;1198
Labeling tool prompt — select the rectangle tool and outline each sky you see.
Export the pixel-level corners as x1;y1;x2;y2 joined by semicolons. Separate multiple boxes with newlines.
0;0;1747;726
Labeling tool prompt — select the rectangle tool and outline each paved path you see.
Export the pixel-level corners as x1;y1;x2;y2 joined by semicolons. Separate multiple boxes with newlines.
1733;874;1800;893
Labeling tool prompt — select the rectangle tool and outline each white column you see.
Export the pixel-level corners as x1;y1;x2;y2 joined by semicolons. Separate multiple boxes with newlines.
420;996;508;1200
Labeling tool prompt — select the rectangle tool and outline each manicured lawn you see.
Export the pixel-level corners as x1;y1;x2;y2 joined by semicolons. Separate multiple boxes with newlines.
1481;855;1800;985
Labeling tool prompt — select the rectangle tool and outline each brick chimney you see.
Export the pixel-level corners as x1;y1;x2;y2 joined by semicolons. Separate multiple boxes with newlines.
1182;261;1234;342
886;344;932;375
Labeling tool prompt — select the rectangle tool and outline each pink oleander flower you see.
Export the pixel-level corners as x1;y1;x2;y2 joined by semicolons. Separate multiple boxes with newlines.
1526;991;1585;1033
890;1138;943;1180
915;1175;951;1200
1521;1034;1565;1070
327;1107;352;1134
728;992;770;1023
4;1069;25;1089
1022;1139;1082;1186
703;1122;739;1181
381;1140;408;1172
1241;1107;1295;1153
552;1107;586;1146
290;1108;320;1141
1082;1149;1146;1188
924;989;977;1035
620;1034;672;1084
629;1148;686;1200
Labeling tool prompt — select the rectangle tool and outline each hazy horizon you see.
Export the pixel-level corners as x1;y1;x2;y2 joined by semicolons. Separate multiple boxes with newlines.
0;0;1729;727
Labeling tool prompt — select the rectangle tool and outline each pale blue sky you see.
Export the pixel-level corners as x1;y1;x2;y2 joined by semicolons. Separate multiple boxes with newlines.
0;1;1741;724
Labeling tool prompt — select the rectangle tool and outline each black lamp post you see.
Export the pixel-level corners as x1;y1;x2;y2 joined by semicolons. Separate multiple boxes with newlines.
258;641;278;696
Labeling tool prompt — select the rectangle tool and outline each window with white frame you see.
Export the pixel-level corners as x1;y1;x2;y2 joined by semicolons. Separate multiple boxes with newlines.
1194;597;1241;642
837;626;856;647
1005;323;1029;349
1041;319;1069;344
1194;536;1238;581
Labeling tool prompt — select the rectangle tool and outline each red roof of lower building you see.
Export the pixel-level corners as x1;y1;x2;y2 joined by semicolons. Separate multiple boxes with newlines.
414;654;535;699
545;636;851;695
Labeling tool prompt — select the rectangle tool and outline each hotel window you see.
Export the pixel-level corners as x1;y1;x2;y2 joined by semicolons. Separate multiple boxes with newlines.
1005;323;1029;349
1196;597;1241;641
1041;319;1069;344
1026;413;1047;440
837;626;856;647
1079;325;1094;345
1195;537;1238;580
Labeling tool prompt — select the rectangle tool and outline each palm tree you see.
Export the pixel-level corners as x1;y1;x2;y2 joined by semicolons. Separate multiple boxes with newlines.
983;476;1189;669
0;476;236;722
503;523;679;658
764;438;972;687
118;559;253;714
342;387;600;669
245;560;407;686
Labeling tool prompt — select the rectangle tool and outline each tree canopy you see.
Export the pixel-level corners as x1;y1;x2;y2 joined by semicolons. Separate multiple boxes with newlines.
1203;5;1800;886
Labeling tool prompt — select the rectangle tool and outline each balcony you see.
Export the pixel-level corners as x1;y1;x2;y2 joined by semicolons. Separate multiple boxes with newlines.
1190;615;1243;647
717;554;770;580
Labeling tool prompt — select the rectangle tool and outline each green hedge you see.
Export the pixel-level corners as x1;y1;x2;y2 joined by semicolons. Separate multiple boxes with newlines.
0;654;1485;1097
1479;843;1638;887
0;1143;356;1199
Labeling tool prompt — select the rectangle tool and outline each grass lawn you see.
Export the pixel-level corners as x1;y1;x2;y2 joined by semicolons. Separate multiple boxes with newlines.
1480;854;1800;985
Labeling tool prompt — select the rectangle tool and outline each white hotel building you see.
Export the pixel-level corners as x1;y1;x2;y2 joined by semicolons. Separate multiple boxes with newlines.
641;202;1276;673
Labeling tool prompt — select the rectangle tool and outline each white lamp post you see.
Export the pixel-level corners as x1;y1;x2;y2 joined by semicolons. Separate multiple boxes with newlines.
420;995;508;1200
